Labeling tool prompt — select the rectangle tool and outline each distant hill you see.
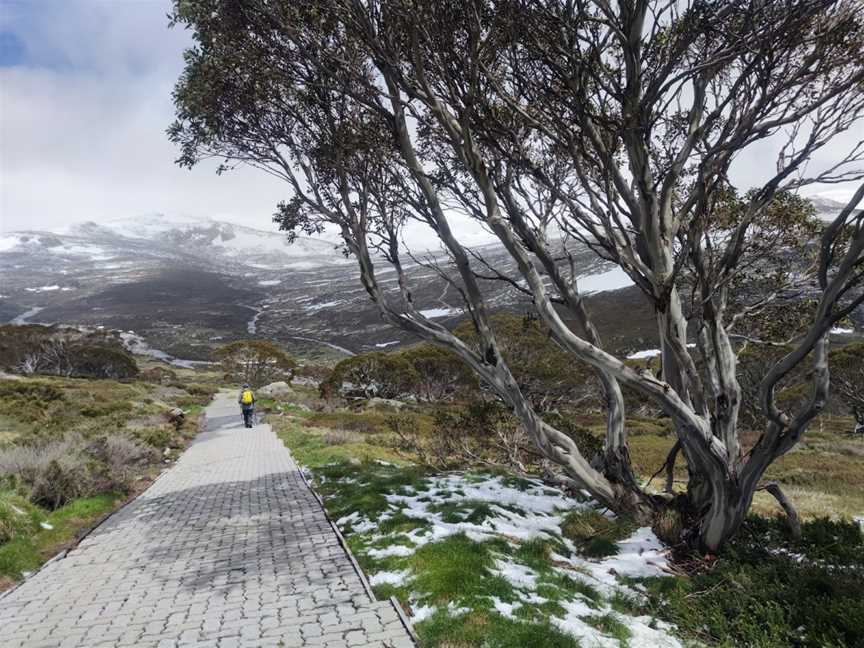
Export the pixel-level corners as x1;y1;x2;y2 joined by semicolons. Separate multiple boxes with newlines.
1;196;852;362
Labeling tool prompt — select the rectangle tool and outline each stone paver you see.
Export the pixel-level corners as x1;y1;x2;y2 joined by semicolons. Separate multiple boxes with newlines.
0;393;415;648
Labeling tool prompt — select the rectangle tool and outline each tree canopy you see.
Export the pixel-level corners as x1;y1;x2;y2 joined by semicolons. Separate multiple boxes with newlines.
170;0;864;552
215;340;297;388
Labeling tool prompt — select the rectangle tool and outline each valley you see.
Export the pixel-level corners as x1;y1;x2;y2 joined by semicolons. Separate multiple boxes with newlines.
1;213;669;362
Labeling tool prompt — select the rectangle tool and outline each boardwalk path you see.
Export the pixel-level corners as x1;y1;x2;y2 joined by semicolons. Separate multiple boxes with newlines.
0;393;415;648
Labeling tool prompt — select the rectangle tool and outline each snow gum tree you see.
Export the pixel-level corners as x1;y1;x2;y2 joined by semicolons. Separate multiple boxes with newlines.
169;0;864;552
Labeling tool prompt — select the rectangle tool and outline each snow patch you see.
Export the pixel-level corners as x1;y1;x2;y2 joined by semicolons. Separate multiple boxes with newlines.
0;235;23;252
25;285;60;293
258;280;281;286
305;300;345;312
627;349;661;360
369;570;411;586
577;266;634;294
494;559;538;589
367;544;417;559
417;307;461;319
490;597;522;619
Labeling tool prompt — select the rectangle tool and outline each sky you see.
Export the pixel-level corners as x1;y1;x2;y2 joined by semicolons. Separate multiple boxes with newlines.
0;0;862;237
0;0;289;234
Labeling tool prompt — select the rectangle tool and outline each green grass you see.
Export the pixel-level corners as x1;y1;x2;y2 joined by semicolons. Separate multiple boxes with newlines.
636;516;864;648
0;492;120;586
584;613;633;645
269;389;864;648
272;418;407;467
561;509;637;558
418;608;581;648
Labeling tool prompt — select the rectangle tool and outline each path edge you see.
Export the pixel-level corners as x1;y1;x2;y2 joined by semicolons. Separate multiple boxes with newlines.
296;461;420;646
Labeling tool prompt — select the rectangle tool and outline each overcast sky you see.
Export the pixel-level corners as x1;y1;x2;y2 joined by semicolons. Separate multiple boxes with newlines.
0;0;290;234
0;0;862;236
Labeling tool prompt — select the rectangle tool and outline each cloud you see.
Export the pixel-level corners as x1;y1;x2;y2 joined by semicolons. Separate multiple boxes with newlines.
0;1;861;237
0;0;288;233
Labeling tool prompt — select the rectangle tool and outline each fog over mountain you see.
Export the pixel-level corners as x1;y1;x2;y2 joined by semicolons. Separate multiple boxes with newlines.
1;194;856;364
0;210;660;361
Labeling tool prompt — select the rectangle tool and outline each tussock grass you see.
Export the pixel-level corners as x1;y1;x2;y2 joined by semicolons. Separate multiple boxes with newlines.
0;371;214;591
272;418;406;467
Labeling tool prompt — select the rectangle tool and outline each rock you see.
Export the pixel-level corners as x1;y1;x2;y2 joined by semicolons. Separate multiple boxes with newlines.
258;381;294;398
166;407;185;429
366;397;406;411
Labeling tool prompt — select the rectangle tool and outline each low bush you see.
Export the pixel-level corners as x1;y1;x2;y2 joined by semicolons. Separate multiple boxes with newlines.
91;435;158;492
0;380;66;425
322;429;361;446
0;432;157;509
133;424;176;449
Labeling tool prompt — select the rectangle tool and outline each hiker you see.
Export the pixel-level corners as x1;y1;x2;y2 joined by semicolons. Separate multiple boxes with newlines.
238;383;256;428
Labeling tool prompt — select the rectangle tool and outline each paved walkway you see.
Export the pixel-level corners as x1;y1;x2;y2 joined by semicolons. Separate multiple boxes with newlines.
0;393;415;648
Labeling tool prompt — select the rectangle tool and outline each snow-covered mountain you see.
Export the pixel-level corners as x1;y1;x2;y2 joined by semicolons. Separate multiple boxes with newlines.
9;197;849;362
2;212;647;360
808;195;851;223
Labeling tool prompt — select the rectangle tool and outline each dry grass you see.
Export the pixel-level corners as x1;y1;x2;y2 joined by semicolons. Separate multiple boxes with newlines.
322;429;363;446
627;415;864;520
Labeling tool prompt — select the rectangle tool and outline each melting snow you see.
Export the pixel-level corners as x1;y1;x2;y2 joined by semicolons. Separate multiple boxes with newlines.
25;285;60;292
490;597;522;618
331;470;681;646
410;602;437;623
830;326;854;335
367;544;416;559
417;307;461;319
493;559;538;589
577;267;634;294
369;569;411;586
627;349;661;360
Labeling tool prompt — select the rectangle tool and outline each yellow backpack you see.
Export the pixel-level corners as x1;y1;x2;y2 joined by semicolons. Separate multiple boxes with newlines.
241;389;254;405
